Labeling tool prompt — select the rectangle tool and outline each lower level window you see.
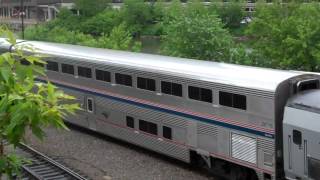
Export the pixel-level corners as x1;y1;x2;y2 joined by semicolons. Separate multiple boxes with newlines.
163;126;172;140
126;116;134;128
139;120;157;135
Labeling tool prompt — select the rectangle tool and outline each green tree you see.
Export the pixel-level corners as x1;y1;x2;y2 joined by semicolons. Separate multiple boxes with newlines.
81;9;122;36
162;2;235;61
212;2;245;29
75;0;110;17
48;8;85;32
120;0;154;36
246;3;320;71
0;28;79;178
97;23;141;51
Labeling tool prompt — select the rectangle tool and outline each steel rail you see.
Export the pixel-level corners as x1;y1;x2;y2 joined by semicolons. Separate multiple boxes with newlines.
18;143;87;180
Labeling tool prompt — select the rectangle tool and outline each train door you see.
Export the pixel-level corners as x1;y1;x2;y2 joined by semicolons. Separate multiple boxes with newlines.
64;93;89;128
289;129;306;176
85;96;97;131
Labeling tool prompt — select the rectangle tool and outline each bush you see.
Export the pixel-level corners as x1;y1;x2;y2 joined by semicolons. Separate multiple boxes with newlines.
162;2;235;61
75;0;110;17
210;2;245;29
81;9;121;36
97;23;141;51
24;23;140;52
246;3;320;71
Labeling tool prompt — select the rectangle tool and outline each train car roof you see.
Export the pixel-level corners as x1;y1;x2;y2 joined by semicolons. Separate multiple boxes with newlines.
288;90;320;113
0;39;306;92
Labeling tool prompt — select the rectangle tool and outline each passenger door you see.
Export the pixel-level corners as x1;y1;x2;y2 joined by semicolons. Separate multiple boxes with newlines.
289;129;307;177
65;94;89;128
85;96;97;131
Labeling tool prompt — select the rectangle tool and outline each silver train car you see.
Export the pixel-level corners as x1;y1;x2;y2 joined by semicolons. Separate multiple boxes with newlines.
1;39;319;180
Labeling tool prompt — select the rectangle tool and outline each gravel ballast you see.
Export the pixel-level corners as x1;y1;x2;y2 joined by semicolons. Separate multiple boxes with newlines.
25;126;215;180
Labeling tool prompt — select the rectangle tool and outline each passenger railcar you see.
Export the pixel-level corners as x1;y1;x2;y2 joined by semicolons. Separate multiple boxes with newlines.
0;39;319;180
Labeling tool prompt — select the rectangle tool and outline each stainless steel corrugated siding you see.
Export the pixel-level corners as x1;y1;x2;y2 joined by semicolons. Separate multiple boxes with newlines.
258;138;275;152
98;119;190;162
95;96;188;128
197;122;218;137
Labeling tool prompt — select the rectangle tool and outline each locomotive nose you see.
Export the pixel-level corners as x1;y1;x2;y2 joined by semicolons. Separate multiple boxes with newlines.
283;90;320;180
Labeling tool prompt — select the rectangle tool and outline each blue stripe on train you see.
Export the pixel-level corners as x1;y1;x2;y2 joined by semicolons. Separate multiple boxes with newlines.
38;79;275;139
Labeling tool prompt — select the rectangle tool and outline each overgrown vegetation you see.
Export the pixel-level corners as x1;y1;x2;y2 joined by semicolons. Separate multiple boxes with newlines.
161;2;235;61
0;28;79;178
23;0;320;72
246;3;320;71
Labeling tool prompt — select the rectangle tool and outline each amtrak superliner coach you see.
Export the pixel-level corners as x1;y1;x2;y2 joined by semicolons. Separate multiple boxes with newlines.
0;39;319;180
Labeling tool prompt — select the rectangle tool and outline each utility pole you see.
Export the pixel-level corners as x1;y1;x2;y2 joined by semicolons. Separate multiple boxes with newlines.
20;0;25;39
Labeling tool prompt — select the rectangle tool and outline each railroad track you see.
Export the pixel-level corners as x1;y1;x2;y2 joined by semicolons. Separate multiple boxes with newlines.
17;143;88;180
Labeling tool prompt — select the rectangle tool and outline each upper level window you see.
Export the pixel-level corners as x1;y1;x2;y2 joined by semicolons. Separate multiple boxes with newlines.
219;91;247;110
20;59;30;66
78;66;92;78
115;73;132;87
96;69;111;82
137;77;156;91
188;86;212;103
61;63;74;75
46;61;59;71
161;81;182;97
35;62;44;67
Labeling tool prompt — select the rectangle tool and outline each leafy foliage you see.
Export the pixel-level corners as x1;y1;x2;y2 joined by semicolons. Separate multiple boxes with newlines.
75;0;110;17
247;3;320;71
212;2;246;29
24;23;141;52
161;2;235;61
0;28;80;177
81;9;122;36
120;0;164;36
97;23;142;51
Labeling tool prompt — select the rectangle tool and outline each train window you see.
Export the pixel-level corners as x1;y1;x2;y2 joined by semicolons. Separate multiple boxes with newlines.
188;86;212;103
297;79;319;92
137;77;156;91
293;130;302;145
188;86;200;100
219;92;233;107
35;62;44;67
148;122;158;135
46;61;59;71
96;69;111;82
233;94;247;110
126;116;134;128
161;81;182;97
219;91;247;110
61;63;75;75
78;66;92;78
115;73;132;87
139;120;148;132
87;98;94;113
172;83;183;96
161;81;172;94
20;59;30;66
139;120;157;135
163;126;172;140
